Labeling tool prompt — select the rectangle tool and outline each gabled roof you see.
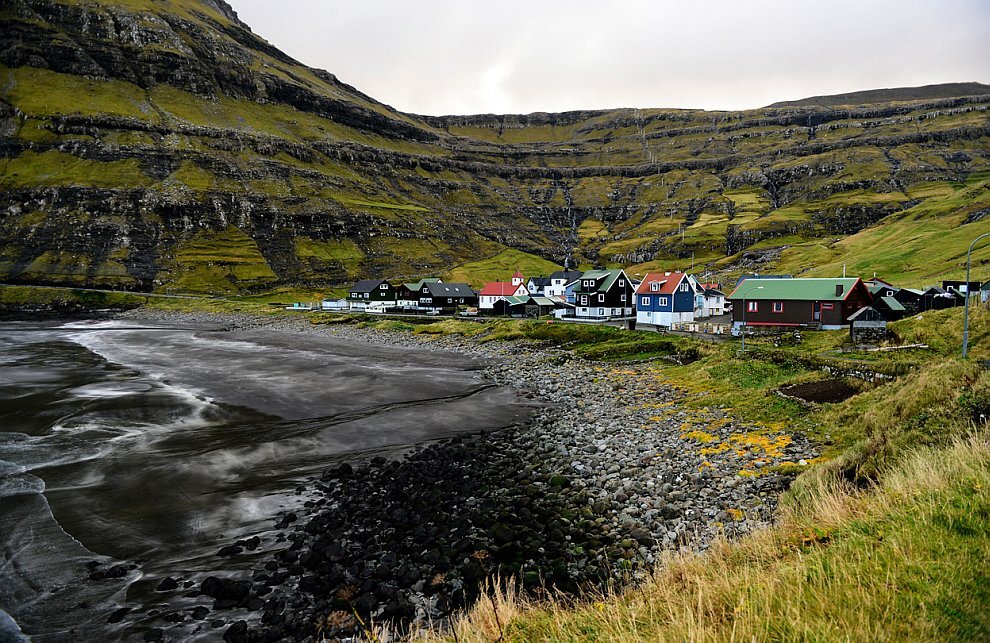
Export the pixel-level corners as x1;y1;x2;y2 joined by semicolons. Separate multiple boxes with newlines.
550;270;583;282
530;296;557;307
425;282;475;297
877;296;906;311
726;278;863;301
528;276;552;287
576;269;628;293
848;306;885;322
867;282;897;295
636;271;687;295
512;270;524;279
479;281;526;296
704;288;725;297
349;279;386;293
403;278;442;291
502;295;529;306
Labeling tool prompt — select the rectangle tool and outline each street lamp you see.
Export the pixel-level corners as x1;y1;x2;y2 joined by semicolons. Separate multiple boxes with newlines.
740;285;764;352
962;232;990;359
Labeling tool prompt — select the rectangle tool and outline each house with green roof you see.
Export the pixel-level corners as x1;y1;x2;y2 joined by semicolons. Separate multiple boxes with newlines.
726;277;873;331
573;269;635;320
395;278;442;308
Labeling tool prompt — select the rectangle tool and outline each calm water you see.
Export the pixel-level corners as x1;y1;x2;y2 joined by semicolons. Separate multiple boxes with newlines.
0;320;533;641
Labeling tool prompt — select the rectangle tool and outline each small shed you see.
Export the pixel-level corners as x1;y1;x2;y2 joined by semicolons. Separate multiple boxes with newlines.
873;296;907;321
849;306;888;343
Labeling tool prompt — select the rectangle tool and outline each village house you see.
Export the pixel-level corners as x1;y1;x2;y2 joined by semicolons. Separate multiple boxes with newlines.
525;276;552;297
872;295;907;321
395;278;442;309
545;270;583;298
492;295;558;318
574;269;635;320
696;282;726;318
418;281;477;313
635;271;697;327
347;279;397;311
727;277;873;332
478;270;528;309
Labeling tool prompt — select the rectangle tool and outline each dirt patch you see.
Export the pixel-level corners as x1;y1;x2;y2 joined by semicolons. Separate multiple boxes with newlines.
779;379;859;404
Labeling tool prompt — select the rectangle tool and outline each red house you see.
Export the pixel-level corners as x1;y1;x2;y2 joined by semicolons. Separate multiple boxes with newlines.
726;277;873;331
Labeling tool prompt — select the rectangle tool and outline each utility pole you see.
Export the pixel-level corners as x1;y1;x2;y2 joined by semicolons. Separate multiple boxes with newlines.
963;232;990;358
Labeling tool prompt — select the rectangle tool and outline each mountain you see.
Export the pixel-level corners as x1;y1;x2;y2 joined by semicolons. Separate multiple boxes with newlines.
2;0;989;294
768;82;990;108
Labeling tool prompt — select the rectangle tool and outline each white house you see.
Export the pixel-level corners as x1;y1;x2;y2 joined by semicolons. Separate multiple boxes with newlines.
478;270;528;309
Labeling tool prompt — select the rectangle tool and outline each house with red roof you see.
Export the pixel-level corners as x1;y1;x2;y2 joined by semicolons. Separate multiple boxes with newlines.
478;270;528;309
635;271;698;327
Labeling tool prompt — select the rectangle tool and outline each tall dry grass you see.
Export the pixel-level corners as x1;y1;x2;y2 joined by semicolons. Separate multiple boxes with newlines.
411;429;990;642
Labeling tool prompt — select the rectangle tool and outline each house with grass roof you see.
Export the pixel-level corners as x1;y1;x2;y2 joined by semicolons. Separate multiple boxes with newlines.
573;269;635;320
726;277;872;332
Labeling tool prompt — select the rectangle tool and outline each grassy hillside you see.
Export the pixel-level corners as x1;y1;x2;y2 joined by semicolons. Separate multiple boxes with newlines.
374;306;990;642
1;0;989;298
769;82;990;108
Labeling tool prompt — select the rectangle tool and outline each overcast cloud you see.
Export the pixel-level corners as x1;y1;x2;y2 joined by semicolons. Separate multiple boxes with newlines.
228;0;990;116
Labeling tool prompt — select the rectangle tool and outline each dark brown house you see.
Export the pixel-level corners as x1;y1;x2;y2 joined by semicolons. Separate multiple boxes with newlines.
726;277;873;331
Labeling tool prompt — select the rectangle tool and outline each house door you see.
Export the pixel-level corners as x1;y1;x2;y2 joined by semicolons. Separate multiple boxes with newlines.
813;302;821;321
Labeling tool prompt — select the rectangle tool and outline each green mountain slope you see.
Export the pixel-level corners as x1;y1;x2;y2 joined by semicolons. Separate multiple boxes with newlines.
2;0;989;293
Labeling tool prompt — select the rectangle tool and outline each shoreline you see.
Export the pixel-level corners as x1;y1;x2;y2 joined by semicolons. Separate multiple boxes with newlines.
112;310;819;641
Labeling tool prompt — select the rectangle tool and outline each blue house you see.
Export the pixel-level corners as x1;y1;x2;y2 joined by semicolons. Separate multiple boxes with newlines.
635;271;697;327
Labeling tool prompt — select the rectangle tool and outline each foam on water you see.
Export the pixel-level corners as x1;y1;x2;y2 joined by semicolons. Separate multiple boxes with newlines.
0;473;45;499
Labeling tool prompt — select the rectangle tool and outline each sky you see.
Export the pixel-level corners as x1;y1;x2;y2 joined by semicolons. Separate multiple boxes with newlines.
228;0;990;116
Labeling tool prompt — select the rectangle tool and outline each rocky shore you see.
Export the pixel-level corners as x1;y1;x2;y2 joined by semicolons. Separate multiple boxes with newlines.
114;311;819;641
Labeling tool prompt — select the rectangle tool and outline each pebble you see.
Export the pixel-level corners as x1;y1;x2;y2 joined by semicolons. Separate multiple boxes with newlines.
115;310;819;640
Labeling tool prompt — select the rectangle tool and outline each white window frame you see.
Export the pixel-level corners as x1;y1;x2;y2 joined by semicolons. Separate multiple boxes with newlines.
651;282;660;292
598;293;605;302
747;301;759;313
641;296;650;306
659;296;668;307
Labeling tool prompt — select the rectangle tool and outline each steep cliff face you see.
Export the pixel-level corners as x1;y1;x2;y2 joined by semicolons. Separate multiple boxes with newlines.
2;0;989;292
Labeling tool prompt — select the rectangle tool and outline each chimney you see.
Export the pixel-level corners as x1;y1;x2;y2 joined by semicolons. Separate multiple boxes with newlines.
835;284;844;297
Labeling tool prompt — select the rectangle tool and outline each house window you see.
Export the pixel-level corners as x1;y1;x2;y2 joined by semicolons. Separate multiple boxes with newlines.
772;301;784;313
651;282;660;292
581;295;588;305
380;284;387;289
620;294;627;302
584;280;593;288
364;293;369;299
422;297;432;304
618;280;625;287
886;290;894;297
598;294;605;302
747;301;758;313
680;283;689;292
659;297;668;307
641;296;649;306
821;303;834;310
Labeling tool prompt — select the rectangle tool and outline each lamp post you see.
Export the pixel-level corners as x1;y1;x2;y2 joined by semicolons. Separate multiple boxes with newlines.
740;285;764;352
962;232;990;359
